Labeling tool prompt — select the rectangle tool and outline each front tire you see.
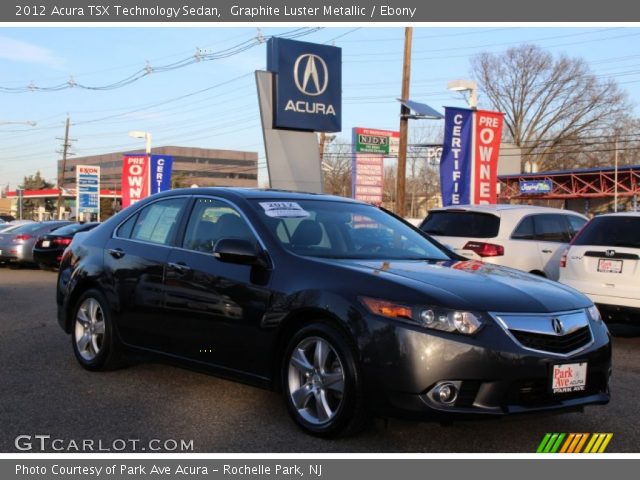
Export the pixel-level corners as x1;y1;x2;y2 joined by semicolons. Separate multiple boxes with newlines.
71;289;125;371
282;322;368;437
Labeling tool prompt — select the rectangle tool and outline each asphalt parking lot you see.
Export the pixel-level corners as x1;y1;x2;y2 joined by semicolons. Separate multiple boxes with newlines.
1;268;638;453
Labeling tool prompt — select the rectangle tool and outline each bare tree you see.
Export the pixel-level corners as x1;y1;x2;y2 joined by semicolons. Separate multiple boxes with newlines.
322;139;353;197
472;44;629;171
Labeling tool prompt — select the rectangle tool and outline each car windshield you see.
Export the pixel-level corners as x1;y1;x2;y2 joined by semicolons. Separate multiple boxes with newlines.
573;216;640;249
250;199;451;261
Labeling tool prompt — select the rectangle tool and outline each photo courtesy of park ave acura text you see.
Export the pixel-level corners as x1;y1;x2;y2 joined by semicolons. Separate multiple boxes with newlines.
0;3;639;457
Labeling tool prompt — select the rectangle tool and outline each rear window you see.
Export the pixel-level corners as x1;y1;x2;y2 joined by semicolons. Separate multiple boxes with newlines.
420;211;500;238
573;216;640;249
10;223;46;234
50;223;98;236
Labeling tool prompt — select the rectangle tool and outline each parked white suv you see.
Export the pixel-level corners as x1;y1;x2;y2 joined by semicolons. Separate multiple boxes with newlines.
559;212;640;323
419;205;588;280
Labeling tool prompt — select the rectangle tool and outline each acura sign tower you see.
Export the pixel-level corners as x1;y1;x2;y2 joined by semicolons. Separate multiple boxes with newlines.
257;38;342;193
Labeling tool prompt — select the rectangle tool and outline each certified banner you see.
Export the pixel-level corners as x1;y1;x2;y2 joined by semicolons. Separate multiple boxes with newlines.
440;107;474;206
472;110;504;204
150;155;173;194
122;154;150;208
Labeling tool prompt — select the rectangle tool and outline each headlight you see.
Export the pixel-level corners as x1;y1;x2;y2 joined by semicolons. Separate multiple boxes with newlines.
587;304;603;324
360;297;483;335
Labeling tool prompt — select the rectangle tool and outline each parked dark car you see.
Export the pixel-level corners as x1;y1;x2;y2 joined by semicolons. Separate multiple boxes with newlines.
0;221;72;266
0;214;15;222
56;188;611;437
33;222;100;269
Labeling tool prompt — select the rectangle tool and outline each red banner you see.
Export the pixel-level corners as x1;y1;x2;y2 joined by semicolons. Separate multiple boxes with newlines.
121;155;149;208
472;110;504;204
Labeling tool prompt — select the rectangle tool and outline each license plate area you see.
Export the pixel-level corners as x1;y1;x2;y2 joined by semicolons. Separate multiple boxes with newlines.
552;362;587;394
598;258;623;273
42;241;50;247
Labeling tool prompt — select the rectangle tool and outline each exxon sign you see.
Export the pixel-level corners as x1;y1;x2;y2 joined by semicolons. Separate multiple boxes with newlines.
267;37;341;132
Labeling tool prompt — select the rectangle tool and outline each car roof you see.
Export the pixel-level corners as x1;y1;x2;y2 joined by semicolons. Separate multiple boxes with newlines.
429;204;583;215
595;212;640;217
160;187;365;204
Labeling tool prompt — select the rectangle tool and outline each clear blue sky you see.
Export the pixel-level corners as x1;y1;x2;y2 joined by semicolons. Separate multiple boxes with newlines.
1;26;640;189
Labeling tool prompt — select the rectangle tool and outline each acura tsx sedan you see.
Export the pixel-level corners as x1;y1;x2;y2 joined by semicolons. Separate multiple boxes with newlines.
56;188;611;437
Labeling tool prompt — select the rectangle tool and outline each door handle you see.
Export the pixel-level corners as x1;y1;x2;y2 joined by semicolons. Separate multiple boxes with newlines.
541;249;553;253
168;262;191;273
107;248;125;259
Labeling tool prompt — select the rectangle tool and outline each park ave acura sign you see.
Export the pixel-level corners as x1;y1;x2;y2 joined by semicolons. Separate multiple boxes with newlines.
267;37;341;132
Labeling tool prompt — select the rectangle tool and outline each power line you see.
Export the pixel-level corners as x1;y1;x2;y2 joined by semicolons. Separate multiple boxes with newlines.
0;28;322;94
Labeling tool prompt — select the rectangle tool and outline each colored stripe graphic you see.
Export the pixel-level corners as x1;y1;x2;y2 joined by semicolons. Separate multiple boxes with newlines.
538;433;613;453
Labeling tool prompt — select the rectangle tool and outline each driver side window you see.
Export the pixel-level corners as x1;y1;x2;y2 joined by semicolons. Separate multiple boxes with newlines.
182;198;256;253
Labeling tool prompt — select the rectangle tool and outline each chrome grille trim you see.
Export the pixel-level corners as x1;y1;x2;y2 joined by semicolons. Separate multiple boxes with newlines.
490;309;594;357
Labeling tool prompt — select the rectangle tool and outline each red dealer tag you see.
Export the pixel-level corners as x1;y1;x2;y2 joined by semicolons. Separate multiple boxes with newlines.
472;110;504;205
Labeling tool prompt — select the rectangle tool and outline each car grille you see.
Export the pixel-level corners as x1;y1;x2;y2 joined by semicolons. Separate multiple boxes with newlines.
510;326;592;355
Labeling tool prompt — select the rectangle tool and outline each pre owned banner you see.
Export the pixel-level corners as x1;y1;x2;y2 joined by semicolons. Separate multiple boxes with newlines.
122;155;149;208
440;107;474;206
440;107;504;206
472;110;504;204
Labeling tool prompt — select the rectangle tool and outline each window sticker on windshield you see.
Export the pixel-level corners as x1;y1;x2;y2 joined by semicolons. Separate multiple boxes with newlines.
259;202;310;218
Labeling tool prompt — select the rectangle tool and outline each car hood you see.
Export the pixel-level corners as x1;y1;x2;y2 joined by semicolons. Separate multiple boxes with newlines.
328;258;590;313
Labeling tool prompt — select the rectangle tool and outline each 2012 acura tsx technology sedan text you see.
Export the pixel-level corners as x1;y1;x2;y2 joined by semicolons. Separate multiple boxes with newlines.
56;188;611;437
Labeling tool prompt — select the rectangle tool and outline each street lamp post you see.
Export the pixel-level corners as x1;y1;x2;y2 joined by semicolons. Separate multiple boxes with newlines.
447;79;478;109
129;130;152;156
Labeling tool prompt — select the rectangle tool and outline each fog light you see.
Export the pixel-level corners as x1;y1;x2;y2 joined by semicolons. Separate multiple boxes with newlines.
433;382;458;405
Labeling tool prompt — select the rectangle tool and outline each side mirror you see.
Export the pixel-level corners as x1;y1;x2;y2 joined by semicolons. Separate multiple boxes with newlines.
213;238;262;266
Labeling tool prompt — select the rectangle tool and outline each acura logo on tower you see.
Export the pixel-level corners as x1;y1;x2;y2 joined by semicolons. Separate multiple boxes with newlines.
293;54;329;96
552;318;565;335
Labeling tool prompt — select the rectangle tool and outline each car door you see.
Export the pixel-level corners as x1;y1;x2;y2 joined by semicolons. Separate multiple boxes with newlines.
163;197;273;377
532;214;573;280
104;196;190;350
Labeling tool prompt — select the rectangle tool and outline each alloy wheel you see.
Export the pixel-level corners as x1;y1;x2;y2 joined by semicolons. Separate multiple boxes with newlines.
287;336;345;425
74;297;105;361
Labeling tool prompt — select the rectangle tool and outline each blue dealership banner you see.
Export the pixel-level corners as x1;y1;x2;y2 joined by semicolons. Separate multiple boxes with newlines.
440;107;474;206
150;155;173;194
520;179;553;194
267;37;341;132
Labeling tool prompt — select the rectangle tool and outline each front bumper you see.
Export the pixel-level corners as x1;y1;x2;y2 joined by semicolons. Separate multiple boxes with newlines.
361;313;611;417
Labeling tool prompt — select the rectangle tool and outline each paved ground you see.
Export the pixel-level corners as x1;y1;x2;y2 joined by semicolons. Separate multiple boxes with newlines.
1;268;638;453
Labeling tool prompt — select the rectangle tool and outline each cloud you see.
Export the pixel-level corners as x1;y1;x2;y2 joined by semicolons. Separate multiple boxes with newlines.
0;35;65;70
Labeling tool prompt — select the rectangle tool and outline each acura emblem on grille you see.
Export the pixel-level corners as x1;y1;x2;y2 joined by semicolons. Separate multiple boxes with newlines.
552;318;564;335
606;249;616;257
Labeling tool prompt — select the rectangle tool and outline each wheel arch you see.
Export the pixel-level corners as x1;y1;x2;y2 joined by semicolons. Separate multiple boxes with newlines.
270;307;358;392
63;278;105;333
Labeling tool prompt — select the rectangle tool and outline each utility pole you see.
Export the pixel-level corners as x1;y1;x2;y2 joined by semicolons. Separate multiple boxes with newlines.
396;27;413;217
614;135;619;212
56;117;72;220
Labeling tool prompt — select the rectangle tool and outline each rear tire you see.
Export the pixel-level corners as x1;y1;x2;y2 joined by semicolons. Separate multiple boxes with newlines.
281;322;368;437
71;289;125;371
